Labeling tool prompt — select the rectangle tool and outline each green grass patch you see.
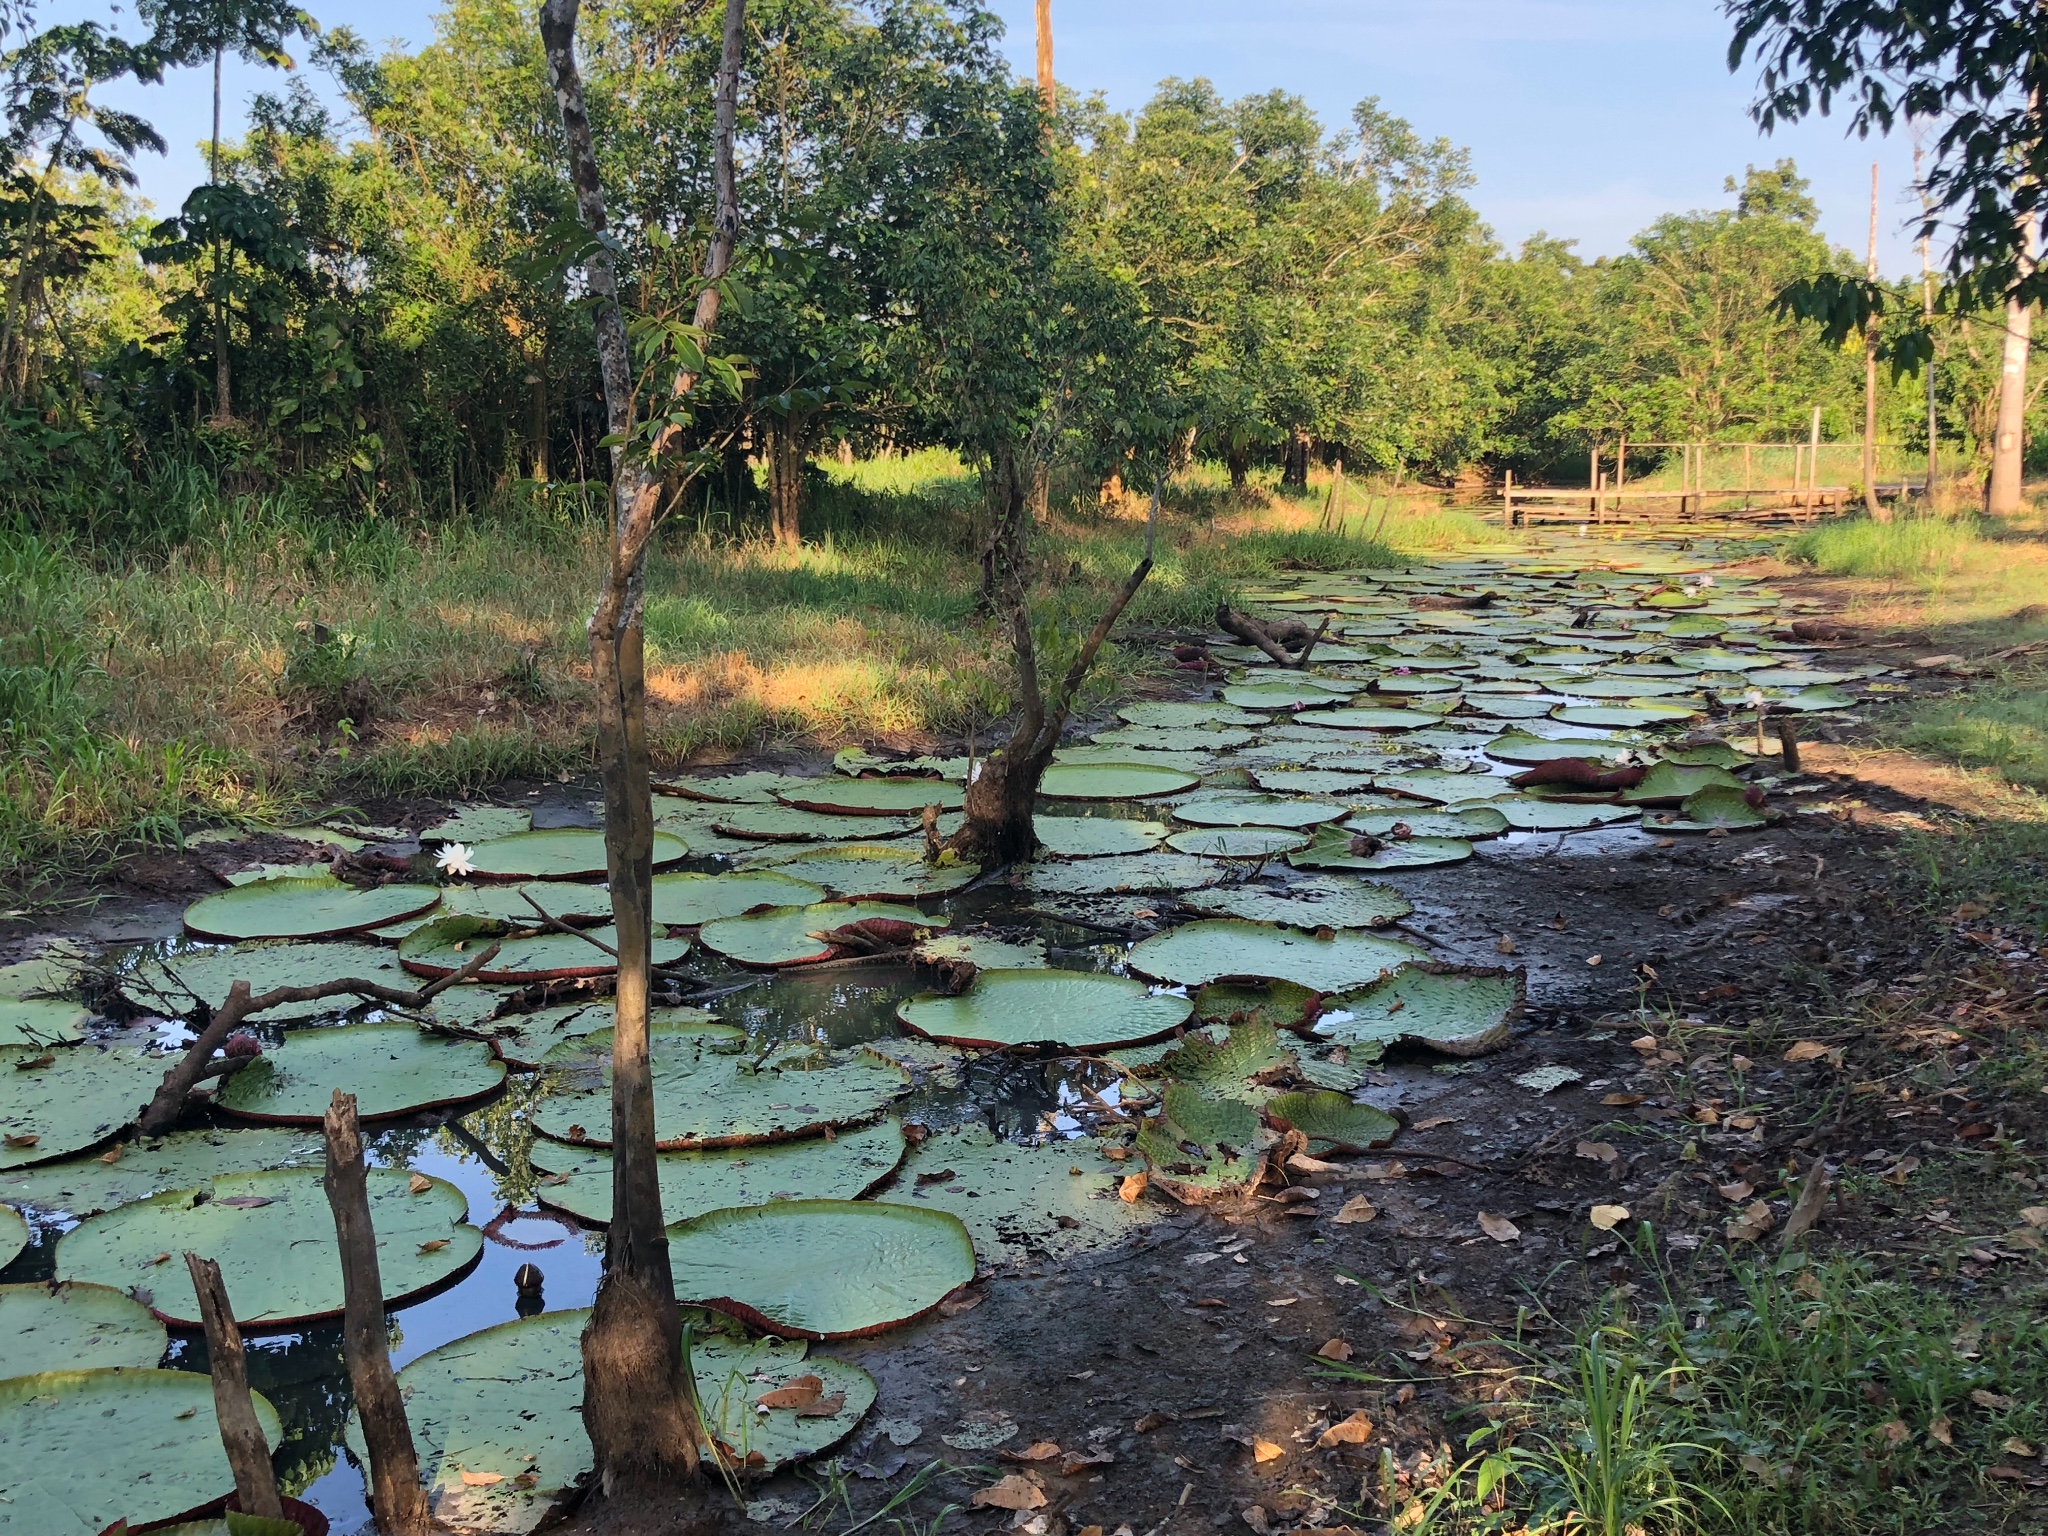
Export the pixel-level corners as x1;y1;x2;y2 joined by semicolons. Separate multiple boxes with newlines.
1783;514;1993;581
1883;673;2048;792
1895;816;2048;938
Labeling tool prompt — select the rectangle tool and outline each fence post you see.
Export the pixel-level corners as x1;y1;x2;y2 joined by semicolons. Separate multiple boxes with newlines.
1503;468;1514;528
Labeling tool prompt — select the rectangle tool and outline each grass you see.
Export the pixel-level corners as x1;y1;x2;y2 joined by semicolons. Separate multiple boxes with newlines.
1776;507;2048;633
1886;673;2048;792
0;453;1415;893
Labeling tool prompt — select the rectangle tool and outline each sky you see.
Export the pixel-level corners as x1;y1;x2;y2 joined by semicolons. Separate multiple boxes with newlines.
49;0;1931;276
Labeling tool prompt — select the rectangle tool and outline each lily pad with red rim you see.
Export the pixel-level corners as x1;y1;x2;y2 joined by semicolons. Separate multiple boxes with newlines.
464;829;688;881
1032;816;1167;858
897;969;1192;1051
746;845;978;900
1314;966;1522;1057
697;901;946;968
397;916;689;981
0;1282;167;1378
1037;762;1201;800
649;870;827;927
212;1024;506;1124
1165;826;1312;858
1127;919;1425;993
1;1044;168;1171
775;778;965;816
182;877;441;943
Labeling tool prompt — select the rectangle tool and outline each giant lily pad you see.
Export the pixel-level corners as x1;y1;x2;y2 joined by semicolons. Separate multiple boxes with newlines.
530;1118;907;1226
1618;761;1745;805
776;778;964;816
1134;1084;1268;1204
666;1199;976;1338
0;1045;167;1171
1186;875;1411;930
1372;674;1461;695
660;770;814;805
1262;1091;1399;1152
423;881;615;928
1154;1018;1293;1100
533;1025;907;1149
0;1368;282;1536
1119;701;1263;728
649;871;827;926
0;1207;22;1270
1778;684;1858;711
420;805;533;843
1127;920;1424;993
1037;763;1200;800
1190;981;1323;1034
889;1124;1162;1266
1247;769;1377;796
183;876;441;943
340;1310;873;1534
0;999;87;1050
1482;731;1634;765
1315;966;1522;1056
55;1167;480;1327
750;845;978;900
465;829;687;880
1165;826;1312;858
118;940;408;1023
1033;816;1167;858
398;916;689;981
912;932;1048;969
0;1282;166;1378
898;969;1191;1051
0;1127;324;1218
214;1024;505;1124
1022;853;1227;895
1092;725;1251;752
1482;796;1640;831
1303;707;1429;731
1560;676;1694;699
714;804;915;842
1221;682;1352;711
1171;793;1348;830
1551;702;1697;728
1288;827;1474;870
697;901;946;968
1370;769;1493;804
1654;783;1771;832
1345;806;1508;840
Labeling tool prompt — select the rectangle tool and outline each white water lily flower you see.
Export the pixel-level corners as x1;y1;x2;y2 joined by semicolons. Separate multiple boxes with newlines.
435;842;477;879
1745;688;1765;710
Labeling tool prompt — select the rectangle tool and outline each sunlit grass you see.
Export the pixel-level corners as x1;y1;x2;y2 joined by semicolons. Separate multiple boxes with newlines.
1776;506;2048;631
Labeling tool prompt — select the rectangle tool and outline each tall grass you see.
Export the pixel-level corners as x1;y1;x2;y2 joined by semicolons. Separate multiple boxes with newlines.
1783;514;1991;580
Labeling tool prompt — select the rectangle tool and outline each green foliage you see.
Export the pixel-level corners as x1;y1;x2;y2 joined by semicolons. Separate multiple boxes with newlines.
1888;674;2048;790
1783;513;1991;579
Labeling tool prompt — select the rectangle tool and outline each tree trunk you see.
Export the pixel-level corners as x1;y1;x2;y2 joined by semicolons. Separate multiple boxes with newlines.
182;1254;283;1521
768;411;805;547
323;1092;432;1536
528;370;550;483
977;443;1029;612
213;264;234;425
1226;444;1249;497
1283;428;1310;492
1863;163;1887;521
1989;219;2037;517
542;0;745;1498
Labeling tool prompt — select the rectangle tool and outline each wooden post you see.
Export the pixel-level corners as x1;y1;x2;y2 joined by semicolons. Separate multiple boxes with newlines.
323;1092;433;1536
182;1254;283;1521
1588;441;1599;516
1807;406;1821;517
1502;468;1514;527
1615;434;1627;510
1776;717;1801;773
1743;442;1753;510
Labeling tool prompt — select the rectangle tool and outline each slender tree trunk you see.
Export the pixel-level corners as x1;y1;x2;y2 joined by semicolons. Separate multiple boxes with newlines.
182;1254;284;1521
1283;427;1310;492
529;369;550;482
0;127;75;395
542;0;745;1498
210;46;233;425
1226;444;1249;497
768;411;805;547
323;1093;432;1536
1862;163;1887;521
1989;213;2038;516
1035;0;1054;114
977;443;1029;611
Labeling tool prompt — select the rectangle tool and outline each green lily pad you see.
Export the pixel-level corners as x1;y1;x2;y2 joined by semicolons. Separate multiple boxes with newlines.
714;804;917;842
430;880;617;927
533;1025;907;1149
1658;741;1751;769
182;877;441;943
55;1167;480;1327
666;1200;976;1339
1483;797;1640;831
1037;763;1201;800
0;1369;282;1536
1657;783;1771;831
1220;682;1352;711
749;845;978;900
1305;707;1429;730
0;1207;22;1270
1021;853;1227;895
1119;701;1264;728
415;982;520;1033
118;940;409;1022
898;969;1191;1051
1186;875;1411;930
1127;920;1425;992
1191;980;1323;1033
465;1001;606;1070
1246;769;1377;796
1155;1018;1293;1100
1482;732;1634;766
777;778;965;816
1371;769;1495;804
214;1024;506;1124
398;915;690;982
1778;684;1858;711
1262;1090;1399;1152
465;828;688;880
341;1310;873;1533
1171;794;1348;830
1;1045;168;1171
0;1128;325;1218
1551;702;1698;728
1562;676;1694;700
1619;761;1745;805
1033;816;1167;858
912;932;1048;969
697;901;946;968
419;805;533;843
0;943;88;1003
1134;1084;1268;1204
1372;674;1461;695
649;871;827;927
0;1282;167;1378
1288;827;1474;869
1165;826;1312;858
1093;725;1253;752
660;770;814;804
888;1124;1161;1266
530;1117;907;1226
1315;966;1522;1055
0;999;88;1050
1345;806;1508;840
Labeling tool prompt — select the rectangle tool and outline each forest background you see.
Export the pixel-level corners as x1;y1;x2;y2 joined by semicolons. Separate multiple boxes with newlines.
0;0;2037;889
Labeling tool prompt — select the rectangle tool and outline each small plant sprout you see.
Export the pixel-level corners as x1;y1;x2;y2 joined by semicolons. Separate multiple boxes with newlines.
435;843;477;879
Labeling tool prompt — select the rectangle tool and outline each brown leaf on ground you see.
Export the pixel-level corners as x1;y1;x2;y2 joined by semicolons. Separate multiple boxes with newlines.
1783;1040;1831;1063
1134;1410;1176;1434
1119;1171;1149;1203
2019;1206;2048;1228
2004;1437;2038;1457
1059;1448;1115;1476
1602;1093;1645;1107
1780;1158;1831;1249
3;1133;40;1149
1717;1181;1754;1201
1288;1152;1342;1173
1006;1441;1061;1462
1477;1211;1520;1242
1316;1410;1374;1448
1588;1204;1629;1231
755;1375;825;1410
1878;1420;1909;1446
1413;1115;1457;1131
1726;1200;1774;1242
1316;1338;1353;1361
1252;1439;1284;1464
1927;1415;1954;1447
1971;1389;2015;1411
938;1287;985;1318
1334;1196;1377;1225
1575;1141;1619;1163
969;1475;1047;1512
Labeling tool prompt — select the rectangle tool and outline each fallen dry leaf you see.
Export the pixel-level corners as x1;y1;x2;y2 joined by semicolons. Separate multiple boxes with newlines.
408;1172;432;1195
1725;1200;1775;1242
1118;1171;1149;1204
2004;1437;2038;1458
1134;1410;1175;1434
969;1475;1047;1512
1718;1181;1755;1201
1360;1159;1406;1180
1477;1211;1520;1243
1783;1040;1831;1063
1059;1448;1114;1476
459;1471;504;1487
3;1133;39;1149
1008;1441;1060;1462
417;1239;449;1253
1878;1419;1909;1446
938;1288;985;1318
11;1052;54;1071
1575;1141;1619;1164
794;1393;846;1419
1316;1338;1353;1361
1316;1410;1374;1448
1251;1439;1284;1464
1495;934;1519;955
1927;1415;1954;1448
1588;1204;1629;1231
756;1375;825;1410
1412;1115;1457;1131
2020;1206;2048;1229
1333;1195;1377;1225
98;1147;122;1165
1971;1389;2015;1411
1602;1092;1645;1107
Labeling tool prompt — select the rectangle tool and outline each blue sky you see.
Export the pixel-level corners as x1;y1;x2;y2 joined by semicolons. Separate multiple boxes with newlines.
52;0;1928;275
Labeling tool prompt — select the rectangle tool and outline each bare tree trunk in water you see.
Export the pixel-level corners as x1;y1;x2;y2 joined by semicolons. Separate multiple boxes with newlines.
1283;428;1309;492
769;411;805;547
1989;212;2039;517
950;492;1157;864
541;0;745;1501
